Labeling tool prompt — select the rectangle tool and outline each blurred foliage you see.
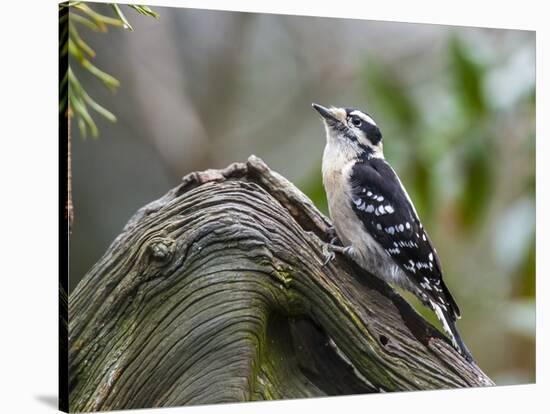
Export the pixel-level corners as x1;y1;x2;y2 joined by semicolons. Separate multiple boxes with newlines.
59;2;158;138
520;241;536;298
458;129;494;229
362;60;419;128
449;37;488;121
301;157;328;215
356;36;503;232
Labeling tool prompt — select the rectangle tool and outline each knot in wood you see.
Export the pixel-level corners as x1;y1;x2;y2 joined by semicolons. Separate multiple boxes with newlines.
148;237;175;263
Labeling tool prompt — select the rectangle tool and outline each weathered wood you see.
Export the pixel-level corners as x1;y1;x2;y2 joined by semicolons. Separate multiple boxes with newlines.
69;155;493;412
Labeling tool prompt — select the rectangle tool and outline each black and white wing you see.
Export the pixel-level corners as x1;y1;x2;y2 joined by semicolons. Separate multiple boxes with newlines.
349;158;461;319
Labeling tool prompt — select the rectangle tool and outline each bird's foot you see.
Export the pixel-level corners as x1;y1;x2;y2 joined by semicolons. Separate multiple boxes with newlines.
322;243;356;266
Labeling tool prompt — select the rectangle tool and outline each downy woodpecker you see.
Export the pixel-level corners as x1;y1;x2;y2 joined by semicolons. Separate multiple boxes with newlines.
312;103;473;362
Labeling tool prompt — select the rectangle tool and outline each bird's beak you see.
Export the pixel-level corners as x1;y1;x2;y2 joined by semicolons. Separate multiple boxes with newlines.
312;103;345;125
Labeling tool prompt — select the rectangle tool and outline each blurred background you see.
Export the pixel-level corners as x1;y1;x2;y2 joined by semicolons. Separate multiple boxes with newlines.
67;4;535;386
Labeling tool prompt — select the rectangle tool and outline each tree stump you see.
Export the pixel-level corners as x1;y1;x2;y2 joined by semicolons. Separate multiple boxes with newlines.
68;155;493;412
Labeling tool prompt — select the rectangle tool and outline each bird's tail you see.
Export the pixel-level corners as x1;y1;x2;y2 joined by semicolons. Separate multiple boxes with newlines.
446;313;473;362
432;301;474;362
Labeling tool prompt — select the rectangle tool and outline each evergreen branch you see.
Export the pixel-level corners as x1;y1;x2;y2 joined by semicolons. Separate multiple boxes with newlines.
79;58;120;91
82;90;117;123
112;4;134;31
60;2;159;137
73;3;125;30
68;68;97;135
130;5;160;18
60;1;84;7
69;12;102;31
69;21;95;57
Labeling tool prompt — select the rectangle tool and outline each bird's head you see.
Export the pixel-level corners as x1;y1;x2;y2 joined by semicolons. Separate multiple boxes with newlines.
312;103;383;159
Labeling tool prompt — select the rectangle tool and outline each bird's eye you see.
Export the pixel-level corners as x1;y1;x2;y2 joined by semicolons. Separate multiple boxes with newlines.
351;117;362;127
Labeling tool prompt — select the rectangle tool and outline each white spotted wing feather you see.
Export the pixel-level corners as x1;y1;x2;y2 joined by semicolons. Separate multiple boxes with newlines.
349;159;461;319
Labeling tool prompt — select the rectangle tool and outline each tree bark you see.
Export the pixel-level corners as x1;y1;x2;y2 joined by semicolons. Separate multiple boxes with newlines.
68;155;493;412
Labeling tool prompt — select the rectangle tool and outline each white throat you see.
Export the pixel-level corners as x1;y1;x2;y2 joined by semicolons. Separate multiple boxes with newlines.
323;124;384;164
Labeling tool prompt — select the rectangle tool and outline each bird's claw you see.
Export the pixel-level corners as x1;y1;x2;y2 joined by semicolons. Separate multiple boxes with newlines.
322;244;336;266
322;243;354;266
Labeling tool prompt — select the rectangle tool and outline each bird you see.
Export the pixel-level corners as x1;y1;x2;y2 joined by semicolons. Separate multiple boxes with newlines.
312;102;473;362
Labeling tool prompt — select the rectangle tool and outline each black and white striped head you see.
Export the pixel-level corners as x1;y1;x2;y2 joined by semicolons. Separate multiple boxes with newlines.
312;103;383;159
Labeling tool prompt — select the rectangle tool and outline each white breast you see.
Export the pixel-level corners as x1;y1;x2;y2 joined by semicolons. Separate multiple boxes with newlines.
322;142;409;288
322;145;356;247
